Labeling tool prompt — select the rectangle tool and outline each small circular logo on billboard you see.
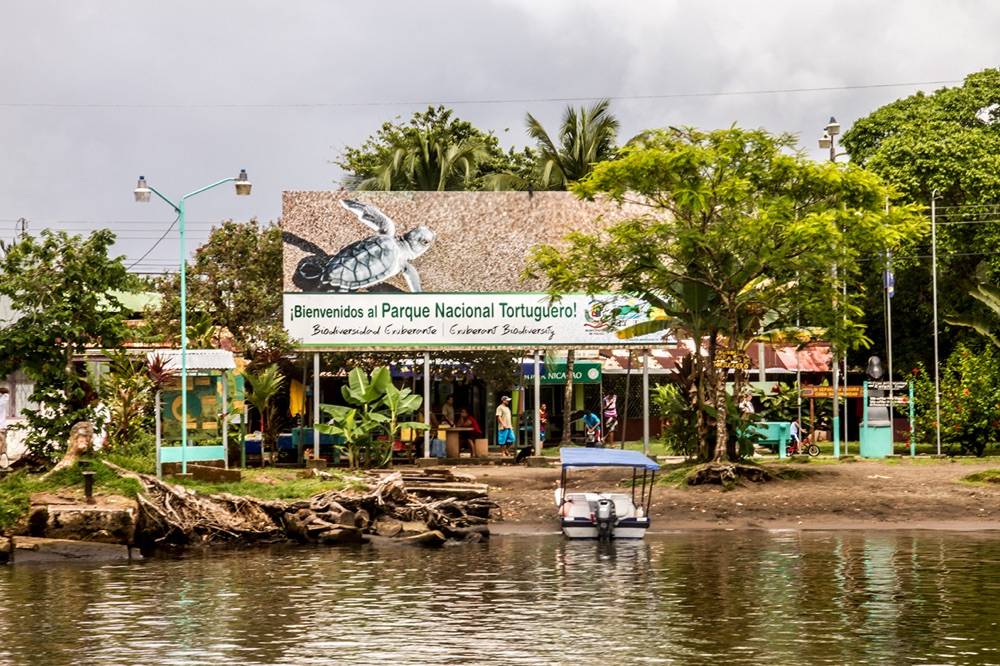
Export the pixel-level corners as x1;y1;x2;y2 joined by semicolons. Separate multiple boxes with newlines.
587;368;600;381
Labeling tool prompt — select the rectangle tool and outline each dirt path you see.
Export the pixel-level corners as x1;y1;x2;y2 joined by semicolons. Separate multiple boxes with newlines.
460;458;1000;532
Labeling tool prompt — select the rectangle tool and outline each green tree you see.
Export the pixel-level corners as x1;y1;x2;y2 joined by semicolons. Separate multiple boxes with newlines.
0;230;132;459
337;106;523;191
841;69;1000;372
529;126;923;462
147;220;290;367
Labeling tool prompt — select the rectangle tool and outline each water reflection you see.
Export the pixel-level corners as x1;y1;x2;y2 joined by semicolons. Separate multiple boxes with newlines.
1;531;999;665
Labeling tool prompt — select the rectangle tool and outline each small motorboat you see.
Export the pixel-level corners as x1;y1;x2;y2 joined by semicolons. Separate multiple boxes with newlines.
556;447;659;540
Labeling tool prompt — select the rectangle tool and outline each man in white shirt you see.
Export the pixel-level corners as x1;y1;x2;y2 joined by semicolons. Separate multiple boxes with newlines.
496;396;514;456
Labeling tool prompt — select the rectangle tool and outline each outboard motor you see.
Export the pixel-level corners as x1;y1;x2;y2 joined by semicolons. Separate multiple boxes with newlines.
594;498;617;541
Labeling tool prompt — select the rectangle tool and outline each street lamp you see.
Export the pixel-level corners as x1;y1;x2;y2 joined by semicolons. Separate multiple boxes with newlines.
133;170;252;475
818;117;846;457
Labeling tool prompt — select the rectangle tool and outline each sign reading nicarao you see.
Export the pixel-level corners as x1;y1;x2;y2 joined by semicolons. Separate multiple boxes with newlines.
284;293;664;348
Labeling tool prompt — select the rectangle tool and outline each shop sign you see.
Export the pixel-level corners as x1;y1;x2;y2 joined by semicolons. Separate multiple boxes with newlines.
801;385;864;399
526;361;603;385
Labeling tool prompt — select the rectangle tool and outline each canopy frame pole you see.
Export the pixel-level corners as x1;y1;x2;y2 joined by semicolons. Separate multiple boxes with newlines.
642;351;650;455
221;374;228;469
423;352;431;458
620;350;632;449
155;390;162;479
631;467;637;507
533;350;542;456
313;353;320;460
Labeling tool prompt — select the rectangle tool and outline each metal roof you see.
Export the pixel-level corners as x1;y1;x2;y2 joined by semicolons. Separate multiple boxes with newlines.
600;342;832;374
147;349;236;372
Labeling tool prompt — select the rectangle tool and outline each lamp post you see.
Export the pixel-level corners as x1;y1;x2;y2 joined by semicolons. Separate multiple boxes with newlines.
818;116;847;457
134;170;252;474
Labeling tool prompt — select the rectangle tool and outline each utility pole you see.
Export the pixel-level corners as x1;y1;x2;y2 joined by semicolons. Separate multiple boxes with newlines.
931;192;942;456
16;217;27;241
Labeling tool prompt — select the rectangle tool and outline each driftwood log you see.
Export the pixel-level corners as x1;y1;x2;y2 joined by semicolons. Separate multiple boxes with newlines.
104;464;496;549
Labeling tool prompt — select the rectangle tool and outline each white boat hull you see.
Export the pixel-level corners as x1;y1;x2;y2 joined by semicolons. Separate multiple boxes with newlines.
561;518;650;540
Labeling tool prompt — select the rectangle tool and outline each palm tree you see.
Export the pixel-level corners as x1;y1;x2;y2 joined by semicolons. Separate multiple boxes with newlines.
946;280;1000;347
525;100;620;443
245;364;286;459
526;98;620;190
358;131;490;191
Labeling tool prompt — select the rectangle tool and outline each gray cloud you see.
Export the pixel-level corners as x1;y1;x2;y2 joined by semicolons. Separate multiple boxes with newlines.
1;0;997;270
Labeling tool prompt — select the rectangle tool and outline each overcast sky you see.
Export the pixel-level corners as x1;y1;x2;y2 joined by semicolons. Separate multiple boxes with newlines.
2;0;998;272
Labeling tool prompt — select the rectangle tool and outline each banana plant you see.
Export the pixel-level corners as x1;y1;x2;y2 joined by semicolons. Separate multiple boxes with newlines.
318;366;426;468
381;382;429;443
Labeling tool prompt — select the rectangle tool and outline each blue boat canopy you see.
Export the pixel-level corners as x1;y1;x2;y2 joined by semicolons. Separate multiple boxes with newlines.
560;447;660;471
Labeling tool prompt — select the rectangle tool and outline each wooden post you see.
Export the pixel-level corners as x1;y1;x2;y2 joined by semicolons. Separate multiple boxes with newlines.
809;398;816;443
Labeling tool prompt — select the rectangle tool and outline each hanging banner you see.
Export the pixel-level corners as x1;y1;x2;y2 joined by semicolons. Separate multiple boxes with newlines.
284;292;665;349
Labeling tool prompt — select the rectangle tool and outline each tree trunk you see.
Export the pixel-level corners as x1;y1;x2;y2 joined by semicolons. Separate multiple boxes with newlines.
731;366;749;460
700;332;719;461
42;421;94;480
561;350;576;445
713;366;730;463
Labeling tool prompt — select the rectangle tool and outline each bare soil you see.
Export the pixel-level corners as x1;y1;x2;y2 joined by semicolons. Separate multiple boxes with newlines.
460;458;1000;533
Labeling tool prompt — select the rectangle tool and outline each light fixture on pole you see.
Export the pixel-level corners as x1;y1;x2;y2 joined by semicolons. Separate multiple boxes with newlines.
818;117;845;457
134;177;151;203
133;169;251;477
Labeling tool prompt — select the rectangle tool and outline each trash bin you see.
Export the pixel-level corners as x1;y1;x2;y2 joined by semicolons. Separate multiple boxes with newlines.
860;405;893;458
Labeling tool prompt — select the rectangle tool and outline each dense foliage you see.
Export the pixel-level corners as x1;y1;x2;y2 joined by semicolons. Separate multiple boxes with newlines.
0;230;132;459
530;127;924;461
912;343;1000;456
146;219;290;368
842;69;1000;373
317;367;427;468
336;106;532;191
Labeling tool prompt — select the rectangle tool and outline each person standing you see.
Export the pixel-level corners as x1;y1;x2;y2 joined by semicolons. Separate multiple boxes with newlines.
602;393;618;447
442;395;455;426
496;395;515;456
539;403;548;443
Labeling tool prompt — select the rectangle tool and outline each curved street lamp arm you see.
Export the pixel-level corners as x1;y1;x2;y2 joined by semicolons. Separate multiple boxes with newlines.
182;177;236;202
146;184;181;213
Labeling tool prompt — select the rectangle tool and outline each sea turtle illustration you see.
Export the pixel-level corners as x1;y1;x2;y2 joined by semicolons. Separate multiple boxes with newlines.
291;199;435;292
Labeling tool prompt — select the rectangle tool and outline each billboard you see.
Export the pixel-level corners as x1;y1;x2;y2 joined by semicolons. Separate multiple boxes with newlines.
281;191;663;350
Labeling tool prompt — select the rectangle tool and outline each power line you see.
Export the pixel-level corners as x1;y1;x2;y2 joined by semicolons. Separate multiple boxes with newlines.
126;214;180;271
0;79;960;110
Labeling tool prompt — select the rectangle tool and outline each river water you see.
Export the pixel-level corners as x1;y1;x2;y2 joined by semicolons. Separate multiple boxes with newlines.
1;531;999;665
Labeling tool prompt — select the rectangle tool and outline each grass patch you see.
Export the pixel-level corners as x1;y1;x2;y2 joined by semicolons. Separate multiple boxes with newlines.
656;462;700;487
962;469;1000;484
169;468;363;501
771;466;822;481
0;458;143;531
